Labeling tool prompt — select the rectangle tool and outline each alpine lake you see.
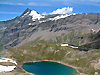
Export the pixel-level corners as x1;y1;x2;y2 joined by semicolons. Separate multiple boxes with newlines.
22;61;78;75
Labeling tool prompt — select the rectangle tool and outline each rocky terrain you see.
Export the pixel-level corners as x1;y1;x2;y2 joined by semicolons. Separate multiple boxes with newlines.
2;43;100;75
79;30;100;50
0;8;100;50
0;8;100;75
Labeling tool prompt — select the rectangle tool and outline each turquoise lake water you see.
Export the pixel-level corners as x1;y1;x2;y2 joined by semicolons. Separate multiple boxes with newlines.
22;61;78;75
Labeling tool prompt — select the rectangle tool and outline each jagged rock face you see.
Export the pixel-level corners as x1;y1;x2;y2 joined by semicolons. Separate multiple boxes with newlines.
0;8;100;49
79;30;100;50
89;30;100;42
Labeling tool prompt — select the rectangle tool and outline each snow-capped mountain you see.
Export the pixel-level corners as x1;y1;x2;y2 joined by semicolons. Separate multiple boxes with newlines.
20;8;45;21
0;8;100;49
29;10;45;21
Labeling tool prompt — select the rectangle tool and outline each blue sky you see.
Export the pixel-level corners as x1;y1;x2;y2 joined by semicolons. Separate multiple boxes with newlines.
0;0;100;21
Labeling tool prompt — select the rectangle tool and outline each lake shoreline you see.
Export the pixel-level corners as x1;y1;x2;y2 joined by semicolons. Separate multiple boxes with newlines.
21;60;81;75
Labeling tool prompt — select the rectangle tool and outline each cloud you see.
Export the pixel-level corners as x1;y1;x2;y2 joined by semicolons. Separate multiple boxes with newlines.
49;7;73;14
27;2;50;6
51;0;100;6
51;0;100;2
27;2;37;6
81;0;100;2
0;2;50;6
0;2;24;6
0;12;20;14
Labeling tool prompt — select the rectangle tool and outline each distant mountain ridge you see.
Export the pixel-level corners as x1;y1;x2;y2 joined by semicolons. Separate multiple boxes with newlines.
0;8;100;50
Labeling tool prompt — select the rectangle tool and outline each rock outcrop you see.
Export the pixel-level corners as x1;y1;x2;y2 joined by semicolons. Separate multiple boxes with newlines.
0;8;100;49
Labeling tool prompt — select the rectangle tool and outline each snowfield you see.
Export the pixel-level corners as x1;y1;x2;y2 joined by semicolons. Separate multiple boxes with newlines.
29;10;45;21
0;65;16;72
0;58;17;65
0;58;17;72
61;44;69;46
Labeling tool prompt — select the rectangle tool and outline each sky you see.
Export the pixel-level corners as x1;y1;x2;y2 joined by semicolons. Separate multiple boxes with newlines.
0;0;100;21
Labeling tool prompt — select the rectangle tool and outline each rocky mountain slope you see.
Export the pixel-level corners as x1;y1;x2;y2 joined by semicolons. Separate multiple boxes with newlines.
79;30;100;50
0;8;100;50
1;8;100;75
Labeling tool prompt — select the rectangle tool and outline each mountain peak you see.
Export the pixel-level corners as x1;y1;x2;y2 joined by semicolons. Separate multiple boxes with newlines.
20;8;32;17
26;8;31;11
20;8;44;21
24;8;32;14
29;10;39;15
29;10;45;21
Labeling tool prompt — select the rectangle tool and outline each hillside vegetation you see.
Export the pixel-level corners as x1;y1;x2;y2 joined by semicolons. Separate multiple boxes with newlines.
0;9;100;75
4;43;100;75
0;44;4;52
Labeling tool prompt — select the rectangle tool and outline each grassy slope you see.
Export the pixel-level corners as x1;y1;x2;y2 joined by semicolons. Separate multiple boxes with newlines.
28;29;89;46
0;44;4;52
4;43;100;75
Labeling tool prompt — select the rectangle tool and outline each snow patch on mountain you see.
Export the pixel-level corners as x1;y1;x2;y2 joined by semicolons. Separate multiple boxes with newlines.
0;65;16;72
0;58;17;65
0;58;17;72
39;13;77;23
49;13;77;21
28;23;32;25
29;10;45;21
70;46;78;48
49;14;69;21
22;12;29;18
18;21;20;23
0;27;7;30
61;44;69;46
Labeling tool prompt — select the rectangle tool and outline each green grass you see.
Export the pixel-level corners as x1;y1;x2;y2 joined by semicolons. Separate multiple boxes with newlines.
0;44;4;52
3;29;99;75
5;43;100;75
26;29;88;46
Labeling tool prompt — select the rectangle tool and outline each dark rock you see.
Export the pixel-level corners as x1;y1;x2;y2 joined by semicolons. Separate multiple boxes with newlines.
0;8;100;49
